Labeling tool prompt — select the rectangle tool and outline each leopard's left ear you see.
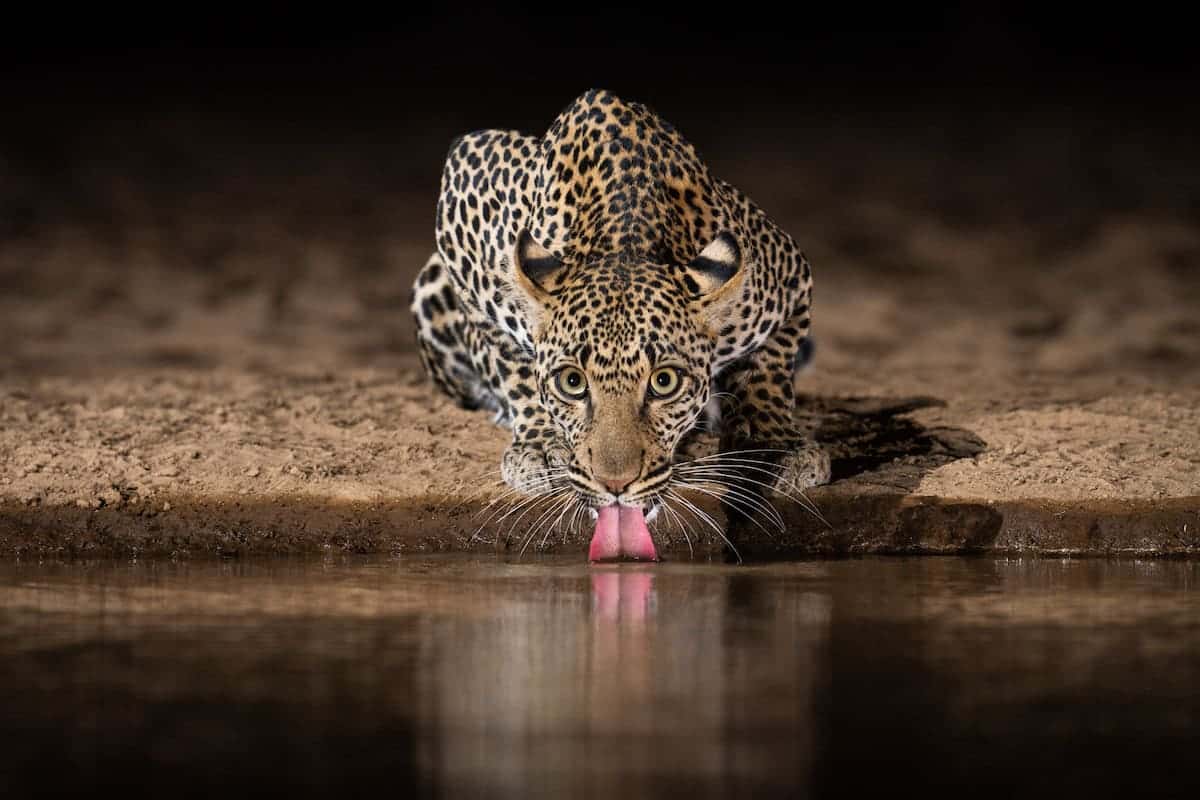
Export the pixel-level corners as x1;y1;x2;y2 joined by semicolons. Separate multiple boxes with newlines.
509;229;568;331
511;229;565;303
686;232;746;328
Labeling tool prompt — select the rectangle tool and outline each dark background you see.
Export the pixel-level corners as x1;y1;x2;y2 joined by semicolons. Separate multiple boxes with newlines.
2;5;1197;375
5;5;1198;218
6;6;1199;111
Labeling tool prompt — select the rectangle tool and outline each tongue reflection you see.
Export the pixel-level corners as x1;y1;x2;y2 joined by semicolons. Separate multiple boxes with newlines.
588;505;659;562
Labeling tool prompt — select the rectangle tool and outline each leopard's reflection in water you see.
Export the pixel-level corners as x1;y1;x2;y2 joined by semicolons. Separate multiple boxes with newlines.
5;558;1198;798
418;565;830;797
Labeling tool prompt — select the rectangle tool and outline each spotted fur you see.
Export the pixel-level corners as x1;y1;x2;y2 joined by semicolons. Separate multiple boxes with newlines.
412;89;830;527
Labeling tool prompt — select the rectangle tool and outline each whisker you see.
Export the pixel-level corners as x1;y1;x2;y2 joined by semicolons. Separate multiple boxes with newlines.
676;465;804;502
471;469;567;519
769;477;833;529
563;501;589;545
676;448;790;466
471;484;528;520
537;493;580;553
659;495;694;559
504;490;561;536
532;491;573;546
458;478;506;510
674;470;792;520
674;480;779;539
552;493;580;531
469;474;568;544
666;488;741;564
485;489;559;544
520;492;573;558
511;491;569;556
674;479;784;533
676;464;828;525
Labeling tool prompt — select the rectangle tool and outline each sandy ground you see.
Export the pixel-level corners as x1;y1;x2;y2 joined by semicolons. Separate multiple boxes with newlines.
2;115;1198;557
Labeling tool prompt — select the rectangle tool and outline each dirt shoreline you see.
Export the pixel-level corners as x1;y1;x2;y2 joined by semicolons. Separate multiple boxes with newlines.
2;360;1197;559
3;492;1198;560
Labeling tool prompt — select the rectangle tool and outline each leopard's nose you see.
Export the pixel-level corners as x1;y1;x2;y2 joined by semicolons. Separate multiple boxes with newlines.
595;469;639;495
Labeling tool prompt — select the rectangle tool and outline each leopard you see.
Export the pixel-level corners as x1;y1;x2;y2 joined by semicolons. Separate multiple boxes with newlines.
411;89;830;555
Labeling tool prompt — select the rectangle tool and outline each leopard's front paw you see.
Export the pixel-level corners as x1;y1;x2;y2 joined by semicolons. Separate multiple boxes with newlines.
770;444;831;493
501;441;570;494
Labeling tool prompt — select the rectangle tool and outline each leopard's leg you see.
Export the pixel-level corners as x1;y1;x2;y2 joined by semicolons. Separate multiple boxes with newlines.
411;252;568;496
490;339;572;495
712;316;830;530
411;252;499;414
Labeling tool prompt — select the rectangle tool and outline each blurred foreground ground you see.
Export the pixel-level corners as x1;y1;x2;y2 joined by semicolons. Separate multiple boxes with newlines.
1;99;1198;556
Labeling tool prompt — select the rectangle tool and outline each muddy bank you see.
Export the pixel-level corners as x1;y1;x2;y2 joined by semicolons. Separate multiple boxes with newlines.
3;490;1199;560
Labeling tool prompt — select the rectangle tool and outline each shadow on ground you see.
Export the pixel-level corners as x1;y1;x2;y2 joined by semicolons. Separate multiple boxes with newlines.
807;395;987;487
714;395;999;557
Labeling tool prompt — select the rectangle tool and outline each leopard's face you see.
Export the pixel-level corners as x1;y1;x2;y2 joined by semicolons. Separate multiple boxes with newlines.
510;227;745;510
533;264;714;510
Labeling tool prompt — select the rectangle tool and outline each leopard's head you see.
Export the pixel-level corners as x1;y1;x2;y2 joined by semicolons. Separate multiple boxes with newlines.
510;229;745;511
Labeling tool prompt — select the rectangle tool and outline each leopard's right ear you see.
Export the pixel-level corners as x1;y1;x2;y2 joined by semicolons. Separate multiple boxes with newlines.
511;229;566;307
687;231;747;332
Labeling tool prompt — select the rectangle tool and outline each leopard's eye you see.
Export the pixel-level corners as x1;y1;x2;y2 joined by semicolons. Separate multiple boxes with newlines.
648;367;684;399
552;366;589;401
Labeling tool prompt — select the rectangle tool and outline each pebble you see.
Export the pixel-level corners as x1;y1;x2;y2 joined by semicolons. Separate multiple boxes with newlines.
247;466;261;478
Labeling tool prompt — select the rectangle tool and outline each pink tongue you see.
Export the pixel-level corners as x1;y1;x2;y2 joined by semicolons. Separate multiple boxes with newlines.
588;505;659;562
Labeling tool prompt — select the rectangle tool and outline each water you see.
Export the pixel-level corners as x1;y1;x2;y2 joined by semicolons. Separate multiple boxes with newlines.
1;556;1197;798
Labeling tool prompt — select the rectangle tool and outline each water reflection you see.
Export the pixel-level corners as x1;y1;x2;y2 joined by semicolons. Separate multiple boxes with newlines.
418;565;830;797
0;557;1197;797
590;568;655;621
